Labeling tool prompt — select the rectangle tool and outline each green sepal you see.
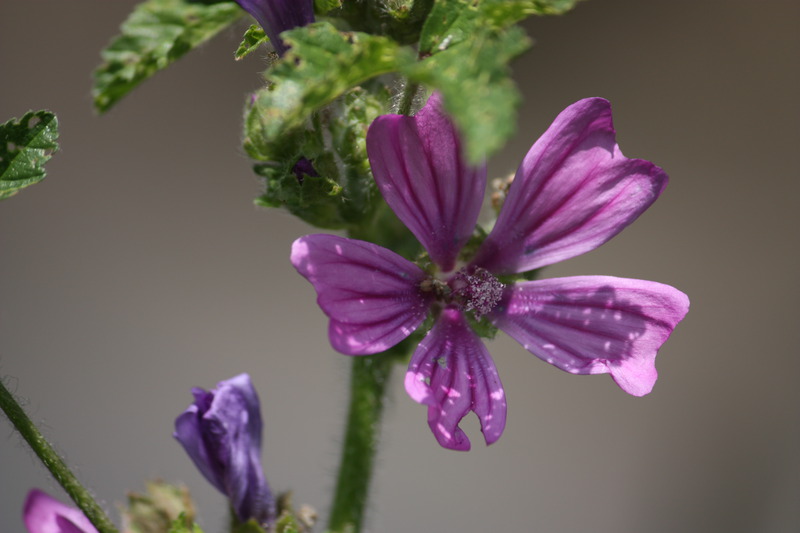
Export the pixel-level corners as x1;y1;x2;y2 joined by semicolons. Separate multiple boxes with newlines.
250;118;345;229
0;110;59;200
405;26;531;163
322;87;390;225
235;24;269;60
466;313;500;340
420;0;582;54
497;267;542;285
328;0;434;45
249;84;394;230
314;0;342;15
231;519;267;533
92;0;244;113
121;481;196;533
254;162;346;229
458;225;490;265
274;512;301;533
167;513;204;533
244;22;414;160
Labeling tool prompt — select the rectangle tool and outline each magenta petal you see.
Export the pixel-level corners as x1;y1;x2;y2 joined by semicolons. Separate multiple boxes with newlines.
491;276;689;396
473;98;668;275
291;234;432;354
23;490;98;533
405;308;507;450
367;93;486;272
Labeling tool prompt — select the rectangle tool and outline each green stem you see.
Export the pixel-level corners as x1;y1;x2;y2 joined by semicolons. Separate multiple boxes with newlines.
326;351;399;533
0;379;119;533
397;81;420;116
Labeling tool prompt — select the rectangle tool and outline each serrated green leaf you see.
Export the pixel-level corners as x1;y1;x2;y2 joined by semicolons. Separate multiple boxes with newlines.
420;0;581;54
235;24;269;60
0;111;59;200
405;27;531;162
244;21;414;160
93;0;244;113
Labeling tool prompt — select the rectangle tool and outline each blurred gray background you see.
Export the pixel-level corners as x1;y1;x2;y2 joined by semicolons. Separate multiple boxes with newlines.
1;1;798;532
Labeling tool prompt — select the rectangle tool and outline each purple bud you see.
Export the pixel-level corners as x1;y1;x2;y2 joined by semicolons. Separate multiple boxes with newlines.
292;157;318;184
23;490;98;533
234;0;315;56
174;374;274;525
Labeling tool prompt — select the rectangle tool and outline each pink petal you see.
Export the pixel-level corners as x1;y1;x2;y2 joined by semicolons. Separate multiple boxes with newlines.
367;93;486;272
23;490;98;533
405;308;507;450
473;98;668;275
291;234;432;354
491;276;689;396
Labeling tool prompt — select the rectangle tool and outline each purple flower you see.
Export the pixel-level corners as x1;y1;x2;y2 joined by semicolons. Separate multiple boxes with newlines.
291;95;690;450
234;0;315;56
23;490;98;533
174;374;274;525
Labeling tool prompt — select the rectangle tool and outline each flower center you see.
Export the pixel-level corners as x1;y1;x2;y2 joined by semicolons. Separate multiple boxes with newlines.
448;267;505;319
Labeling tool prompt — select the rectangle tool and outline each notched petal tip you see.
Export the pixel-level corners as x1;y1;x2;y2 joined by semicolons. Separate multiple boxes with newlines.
367;93;486;272
493;277;689;397
474;97;668;275
292;234;432;355
406;308;507;451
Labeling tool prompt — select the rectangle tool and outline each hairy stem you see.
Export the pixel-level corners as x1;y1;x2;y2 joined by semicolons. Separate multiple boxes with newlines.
0;379;119;533
326;350;399;533
397;81;420;116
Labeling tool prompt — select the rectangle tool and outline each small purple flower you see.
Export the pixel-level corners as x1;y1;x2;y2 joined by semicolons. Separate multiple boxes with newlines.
234;0;315;55
23;490;98;533
291;94;690;450
174;374;274;525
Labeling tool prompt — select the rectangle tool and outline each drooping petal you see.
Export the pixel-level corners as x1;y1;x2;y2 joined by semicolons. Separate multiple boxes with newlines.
291;234;433;354
405;308;507;450
174;374;273;525
491;276;689;396
23;490;98;533
234;0;315;56
473;98;668;275
367;93;486;272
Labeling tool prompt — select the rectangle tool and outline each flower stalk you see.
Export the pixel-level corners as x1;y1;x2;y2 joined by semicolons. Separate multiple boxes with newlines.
397;81;420;116
327;350;398;533
0;379;119;533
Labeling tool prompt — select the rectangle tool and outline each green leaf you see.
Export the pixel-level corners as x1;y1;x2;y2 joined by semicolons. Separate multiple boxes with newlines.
420;0;581;54
235;24;269;60
244;21;414;160
405;27;531;162
0;111;59;200
93;0;244;113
